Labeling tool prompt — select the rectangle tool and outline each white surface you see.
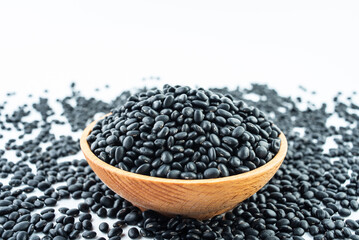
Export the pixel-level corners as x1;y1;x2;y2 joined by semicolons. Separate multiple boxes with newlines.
1;83;358;240
1;1;359;239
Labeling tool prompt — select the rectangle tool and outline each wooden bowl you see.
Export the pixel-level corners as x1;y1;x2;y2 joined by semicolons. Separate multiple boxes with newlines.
80;116;288;220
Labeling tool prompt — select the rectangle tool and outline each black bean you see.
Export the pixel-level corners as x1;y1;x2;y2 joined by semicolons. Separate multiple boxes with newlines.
271;139;281;153
82;219;92;230
245;122;258;134
307;216;321;225
202;231;216;240
108;227;123;237
231;125;244;137
66;208;79;216
194;135;206;145
128;227;140;239
100;196;114;208
215;147;231;158
263;209;277;218
255;146;267;158
37;181;51;191
79;213;92;222
237;146;249;160
74;222;83;231
181;159;193;169
44;198;56;206
13;221;30;231
0;206;13;216
222;136;238;147
163;95;175;108
63;216;74;225
215;116;226;126
174;132;188;140
200;120;211;132
1;230;13;239
182;107;194;117
159;151;173;164
115;146;125;161
208;147;217;162
156;164;171;178
315;209;327;219
167;170;181;179
192;100;209;108
78;203;89;212
108;236;122;240
29;235;40;240
125;211;140;224
217;109;232;118
58;207;69;214
346;219;359;229
97;207;107;218
42;212;55;221
53;236;67;240
68;183;82;192
170;145;184;152
99;222;109;233
208;134;220;147
338;208;351;217
135;163;151;175
0;200;12;206
3;220;15;230
228;156;241;168
82;230;96;239
343;227;352;237
63;222;73;233
196;91;208;101
68;230;80;239
204;168;220;179
315;191;328;200
106;135;118;145
155;114;170;123
123;136;134;150
322;219;335;230
180;172;197;180
218;164;229;177
157;126;169;138
194;110;204;123
16;231;28;240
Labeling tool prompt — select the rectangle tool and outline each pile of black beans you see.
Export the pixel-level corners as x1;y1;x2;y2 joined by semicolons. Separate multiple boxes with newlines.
87;85;281;179
0;83;359;240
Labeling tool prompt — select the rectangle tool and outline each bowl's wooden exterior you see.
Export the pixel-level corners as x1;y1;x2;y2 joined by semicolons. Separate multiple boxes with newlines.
80;116;287;220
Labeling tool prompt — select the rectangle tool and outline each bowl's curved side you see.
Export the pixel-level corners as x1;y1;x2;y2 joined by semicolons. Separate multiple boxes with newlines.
81;117;287;219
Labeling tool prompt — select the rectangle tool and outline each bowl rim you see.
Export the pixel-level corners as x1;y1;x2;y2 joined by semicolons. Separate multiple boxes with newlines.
80;114;287;185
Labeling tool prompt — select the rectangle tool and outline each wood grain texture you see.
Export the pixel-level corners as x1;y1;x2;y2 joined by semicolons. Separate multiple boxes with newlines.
80;115;288;219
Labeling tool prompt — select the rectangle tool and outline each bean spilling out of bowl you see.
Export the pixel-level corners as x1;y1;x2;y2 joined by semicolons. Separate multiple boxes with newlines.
86;84;282;180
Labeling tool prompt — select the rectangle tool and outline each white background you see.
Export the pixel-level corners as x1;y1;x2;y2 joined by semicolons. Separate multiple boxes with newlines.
1;0;359;97
1;1;359;240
